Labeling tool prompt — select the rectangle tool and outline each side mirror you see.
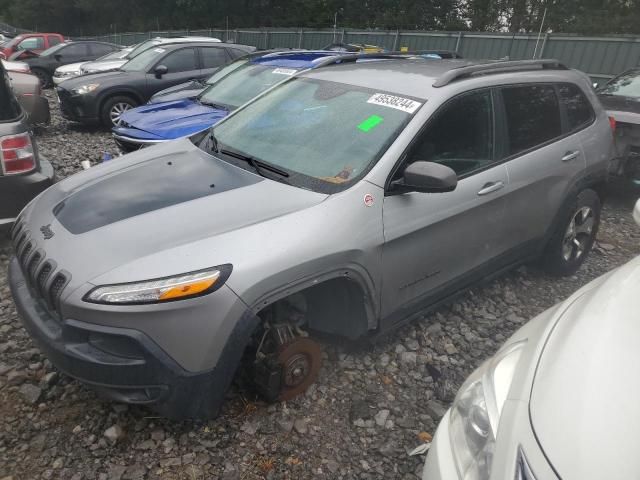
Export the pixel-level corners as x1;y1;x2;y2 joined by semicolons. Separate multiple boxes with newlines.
593;82;599;89
392;161;457;193
154;65;168;77
54;54;62;61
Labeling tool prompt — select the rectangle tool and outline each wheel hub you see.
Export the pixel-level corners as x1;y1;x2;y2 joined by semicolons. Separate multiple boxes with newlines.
276;337;322;401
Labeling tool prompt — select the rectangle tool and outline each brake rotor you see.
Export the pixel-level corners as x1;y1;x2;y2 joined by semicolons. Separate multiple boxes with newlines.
277;337;322;401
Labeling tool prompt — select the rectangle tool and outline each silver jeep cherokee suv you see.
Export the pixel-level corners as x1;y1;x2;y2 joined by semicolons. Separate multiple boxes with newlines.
9;56;612;419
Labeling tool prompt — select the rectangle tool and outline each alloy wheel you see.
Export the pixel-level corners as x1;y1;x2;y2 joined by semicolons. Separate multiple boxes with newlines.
110;102;133;127
562;206;595;262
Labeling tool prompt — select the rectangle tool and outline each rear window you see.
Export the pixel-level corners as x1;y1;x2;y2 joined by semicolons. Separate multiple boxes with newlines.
558;83;594;132
502;85;561;156
0;71;22;121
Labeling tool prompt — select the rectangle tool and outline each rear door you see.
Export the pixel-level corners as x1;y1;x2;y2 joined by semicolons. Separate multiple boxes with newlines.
56;43;92;66
499;84;586;249
199;46;230;78
146;47;200;95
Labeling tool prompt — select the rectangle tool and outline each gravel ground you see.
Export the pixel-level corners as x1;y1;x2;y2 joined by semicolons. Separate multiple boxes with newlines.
1;93;640;480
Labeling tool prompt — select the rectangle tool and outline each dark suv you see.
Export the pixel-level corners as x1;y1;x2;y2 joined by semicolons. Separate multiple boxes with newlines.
0;62;54;231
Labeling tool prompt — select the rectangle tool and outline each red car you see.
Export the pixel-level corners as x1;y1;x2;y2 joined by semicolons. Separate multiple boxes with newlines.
0;33;65;60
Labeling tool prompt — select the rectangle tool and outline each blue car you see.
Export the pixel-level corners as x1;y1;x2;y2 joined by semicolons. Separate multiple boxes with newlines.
112;50;343;152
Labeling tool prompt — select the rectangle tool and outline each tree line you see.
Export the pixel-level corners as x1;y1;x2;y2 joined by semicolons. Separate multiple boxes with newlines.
2;0;640;36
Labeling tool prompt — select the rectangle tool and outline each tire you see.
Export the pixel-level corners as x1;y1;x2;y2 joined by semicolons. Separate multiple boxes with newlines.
31;68;51;89
100;95;138;128
542;189;601;276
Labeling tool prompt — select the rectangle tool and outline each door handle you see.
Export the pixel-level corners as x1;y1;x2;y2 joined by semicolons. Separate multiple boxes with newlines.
477;181;505;196
562;151;580;162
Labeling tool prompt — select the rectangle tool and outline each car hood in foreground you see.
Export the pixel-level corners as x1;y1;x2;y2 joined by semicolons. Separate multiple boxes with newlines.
599;94;640;124
115;99;228;140
20;139;326;292
55;62;85;74
149;79;207;103
530;255;640;479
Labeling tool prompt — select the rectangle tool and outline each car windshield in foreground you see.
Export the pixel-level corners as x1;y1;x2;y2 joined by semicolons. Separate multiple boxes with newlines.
199;63;301;110
599;71;640;98
205;58;249;85
207;78;422;193
120;46;165;72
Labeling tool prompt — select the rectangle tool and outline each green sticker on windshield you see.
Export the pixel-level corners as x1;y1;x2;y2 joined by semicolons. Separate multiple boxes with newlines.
358;115;383;132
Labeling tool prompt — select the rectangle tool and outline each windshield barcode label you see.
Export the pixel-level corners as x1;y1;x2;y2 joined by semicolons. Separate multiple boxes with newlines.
272;68;297;76
367;93;422;114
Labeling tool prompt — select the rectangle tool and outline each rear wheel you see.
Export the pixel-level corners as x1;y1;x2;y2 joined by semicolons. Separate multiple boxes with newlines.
542;189;601;276
32;68;51;89
101;95;138;128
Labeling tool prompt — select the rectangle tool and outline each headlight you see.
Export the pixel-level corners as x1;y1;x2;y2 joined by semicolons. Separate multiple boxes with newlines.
72;83;100;95
449;341;526;480
84;266;232;305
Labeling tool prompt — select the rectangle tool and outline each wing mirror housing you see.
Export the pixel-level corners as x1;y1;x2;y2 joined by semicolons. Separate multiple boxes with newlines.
391;161;458;194
154;65;168;78
54;53;62;61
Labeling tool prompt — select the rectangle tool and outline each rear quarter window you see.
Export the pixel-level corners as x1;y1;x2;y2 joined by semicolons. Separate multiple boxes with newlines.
558;83;595;132
501;84;561;156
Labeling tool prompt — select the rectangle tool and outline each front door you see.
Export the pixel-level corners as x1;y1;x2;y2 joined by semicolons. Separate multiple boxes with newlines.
381;89;509;324
147;47;200;96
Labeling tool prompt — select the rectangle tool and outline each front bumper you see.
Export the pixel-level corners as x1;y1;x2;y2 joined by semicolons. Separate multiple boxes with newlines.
52;74;79;86
55;87;99;123
9;256;260;419
0;157;54;226
112;132;168;152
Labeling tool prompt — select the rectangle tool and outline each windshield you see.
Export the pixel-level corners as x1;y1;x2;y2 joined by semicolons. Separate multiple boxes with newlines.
120;46;165;72
97;49;128;61
208;78;420;193
126;39;162;59
39;43;67;57
200;63;301;110
3;36;21;48
205;58;249;85
599;70;640;98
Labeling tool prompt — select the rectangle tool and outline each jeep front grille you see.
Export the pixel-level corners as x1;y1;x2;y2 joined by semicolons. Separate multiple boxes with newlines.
11;222;71;317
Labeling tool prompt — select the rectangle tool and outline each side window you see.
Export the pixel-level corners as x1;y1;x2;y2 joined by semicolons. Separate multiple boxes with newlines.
558;83;595;132
90;43;117;57
501;85;561;156
201;47;228;68
60;43;89;57
405;90;494;177
17;37;44;51
48;36;62;47
159;48;197;73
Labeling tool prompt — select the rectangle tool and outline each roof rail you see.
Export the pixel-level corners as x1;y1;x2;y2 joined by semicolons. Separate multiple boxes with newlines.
312;52;415;69
432;59;568;88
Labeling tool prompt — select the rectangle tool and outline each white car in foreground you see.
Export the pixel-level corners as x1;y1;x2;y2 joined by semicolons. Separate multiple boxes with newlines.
424;200;640;480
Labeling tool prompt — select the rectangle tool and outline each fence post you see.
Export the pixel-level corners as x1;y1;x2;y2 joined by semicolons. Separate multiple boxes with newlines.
298;29;303;49
393;29;399;51
539;32;550;59
455;31;463;54
341;29;345;43
264;30;269;49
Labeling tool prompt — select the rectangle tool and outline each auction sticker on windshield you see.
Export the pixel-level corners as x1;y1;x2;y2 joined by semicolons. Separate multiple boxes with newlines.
273;68;297;76
367;93;422;114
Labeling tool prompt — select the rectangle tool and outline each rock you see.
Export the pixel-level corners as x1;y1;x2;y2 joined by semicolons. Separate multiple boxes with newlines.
106;465;126;480
6;369;26;385
379;353;391;367
374;409;390;427
293;418;308;434
379;442;397;457
72;425;82;434
222;463;239;480
394;344;406;354
159;457;181;468
599;242;615;251
52;458;64;469
349;398;372;422
122;464;146;480
104;425;125;445
277;417;294;433
425;400;447;420
150;429;165;441
19;383;42;404
240;420;259;435
182;453;196;465
137;439;155;450
444;343;458;355
400;352;417;365
353;418;366;428
405;339;420;351
0;363;13;376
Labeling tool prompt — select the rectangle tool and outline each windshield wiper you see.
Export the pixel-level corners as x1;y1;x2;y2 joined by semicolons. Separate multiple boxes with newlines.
219;148;290;180
198;98;229;110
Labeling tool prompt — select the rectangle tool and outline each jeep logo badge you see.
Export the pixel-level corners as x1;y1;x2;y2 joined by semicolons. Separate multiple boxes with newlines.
40;224;54;240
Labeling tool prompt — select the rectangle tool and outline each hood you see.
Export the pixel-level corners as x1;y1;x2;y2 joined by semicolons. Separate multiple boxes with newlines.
55;62;85;74
21;139;326;293
599;93;640;114
58;69;133;89
530;255;640;479
116;99;228;139
80;59;127;73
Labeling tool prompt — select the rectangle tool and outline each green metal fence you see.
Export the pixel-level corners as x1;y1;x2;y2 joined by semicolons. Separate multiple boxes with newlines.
79;28;640;82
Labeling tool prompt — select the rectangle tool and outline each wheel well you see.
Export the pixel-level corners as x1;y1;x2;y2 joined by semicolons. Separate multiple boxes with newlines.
98;91;142;115
589;182;607;206
257;278;370;340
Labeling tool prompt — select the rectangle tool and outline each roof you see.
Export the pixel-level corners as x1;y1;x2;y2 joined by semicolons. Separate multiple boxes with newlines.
301;57;571;99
